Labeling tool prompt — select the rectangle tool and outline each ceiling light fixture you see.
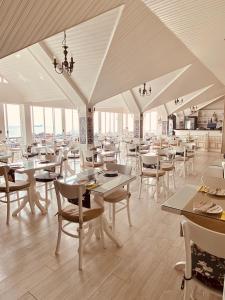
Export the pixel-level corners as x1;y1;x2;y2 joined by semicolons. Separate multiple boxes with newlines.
190;105;198;113
53;31;75;75
139;83;152;96
174;98;183;105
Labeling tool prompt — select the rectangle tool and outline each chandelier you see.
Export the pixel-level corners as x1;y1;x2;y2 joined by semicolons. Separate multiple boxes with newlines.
174;98;183;105
53;31;75;75
139;83;152;96
190;105;198;113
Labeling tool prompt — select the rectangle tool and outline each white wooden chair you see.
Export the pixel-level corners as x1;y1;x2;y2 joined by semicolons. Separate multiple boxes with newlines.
181;218;225;299
104;163;132;232
54;180;104;270
0;165;31;224
80;150;104;168
174;146;192;177
139;155;166;201
160;149;176;191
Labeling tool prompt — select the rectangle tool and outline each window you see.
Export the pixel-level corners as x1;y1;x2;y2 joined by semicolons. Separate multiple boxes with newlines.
65;109;73;137
127;114;134;132
54;108;62;137
4;104;21;138
32;106;44;139
94;111;99;133
105;112;110;133
44;107;53;138
143;111;158;134
31;106;65;140
65;108;79;137
101;112;106;133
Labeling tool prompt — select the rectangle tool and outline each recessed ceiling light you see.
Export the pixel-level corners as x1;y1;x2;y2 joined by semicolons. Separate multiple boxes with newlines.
39;74;44;80
15;53;21;58
0;75;8;84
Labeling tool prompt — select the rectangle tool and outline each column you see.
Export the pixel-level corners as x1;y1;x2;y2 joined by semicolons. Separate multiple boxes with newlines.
221;100;225;154
78;105;94;150
21;104;33;145
133;113;143;139
0;104;6;141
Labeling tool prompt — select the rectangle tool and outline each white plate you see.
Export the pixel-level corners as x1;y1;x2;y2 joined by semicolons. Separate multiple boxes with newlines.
206;204;223;214
208;189;225;197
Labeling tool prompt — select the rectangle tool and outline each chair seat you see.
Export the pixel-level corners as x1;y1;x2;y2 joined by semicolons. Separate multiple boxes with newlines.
139;150;149;154
142;169;165;177
59;204;104;223
68;154;79;159
0;180;30;192
176;157;189;162
35;172;62;183
192;243;225;292
187;153;194;158
161;163;174;171
85;161;104;168
104;188;131;203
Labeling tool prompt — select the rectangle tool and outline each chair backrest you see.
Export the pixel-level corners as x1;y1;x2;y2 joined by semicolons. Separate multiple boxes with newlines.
54;180;86;224
0;165;10;192
105;163;132;175
140;155;159;174
181;218;225;280
203;166;224;178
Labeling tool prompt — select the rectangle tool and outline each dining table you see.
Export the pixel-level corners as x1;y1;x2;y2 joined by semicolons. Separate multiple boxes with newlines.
59;168;136;247
0;152;12;162
11;159;61;216
161;183;225;270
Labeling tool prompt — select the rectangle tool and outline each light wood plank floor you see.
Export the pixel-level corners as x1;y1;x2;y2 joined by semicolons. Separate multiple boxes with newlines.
0;151;222;300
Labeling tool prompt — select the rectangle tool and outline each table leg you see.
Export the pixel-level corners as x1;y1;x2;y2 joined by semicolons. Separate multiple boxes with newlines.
12;170;47;216
93;194;122;248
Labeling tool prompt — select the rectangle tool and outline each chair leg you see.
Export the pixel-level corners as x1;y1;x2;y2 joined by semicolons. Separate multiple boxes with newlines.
45;183;48;201
99;215;105;249
112;203;116;233
173;169;176;189
27;187;34;214
126;197;132;227
78;225;84;271
6;193;10;225
55;215;62;255
138;176;142;198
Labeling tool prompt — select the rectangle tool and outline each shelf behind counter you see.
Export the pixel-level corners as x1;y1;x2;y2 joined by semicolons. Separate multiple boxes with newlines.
174;129;222;152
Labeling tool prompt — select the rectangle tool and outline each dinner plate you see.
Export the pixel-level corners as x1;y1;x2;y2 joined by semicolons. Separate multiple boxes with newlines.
104;170;118;177
206;204;223;214
207;189;225;197
39;160;50;164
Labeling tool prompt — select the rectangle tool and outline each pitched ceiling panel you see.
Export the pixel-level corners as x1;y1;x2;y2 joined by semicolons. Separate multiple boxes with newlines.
144;0;225;85
0;0;124;59
90;0;196;104
0;48;67;102
132;66;189;111
45;7;123;101
145;62;223;111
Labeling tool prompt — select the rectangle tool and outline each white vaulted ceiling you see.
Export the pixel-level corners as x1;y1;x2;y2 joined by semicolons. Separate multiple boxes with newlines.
0;0;225;113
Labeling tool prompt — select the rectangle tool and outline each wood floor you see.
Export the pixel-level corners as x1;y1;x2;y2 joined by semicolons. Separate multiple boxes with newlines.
0;150;222;300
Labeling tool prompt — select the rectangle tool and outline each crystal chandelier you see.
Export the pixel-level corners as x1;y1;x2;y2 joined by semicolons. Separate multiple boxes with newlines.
190;105;198;113
139;83;152;96
174;98;183;105
53;31;75;75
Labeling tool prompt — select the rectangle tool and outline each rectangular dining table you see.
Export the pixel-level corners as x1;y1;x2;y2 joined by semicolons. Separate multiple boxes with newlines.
59;169;136;247
11;159;61;216
162;184;225;233
162;184;225;271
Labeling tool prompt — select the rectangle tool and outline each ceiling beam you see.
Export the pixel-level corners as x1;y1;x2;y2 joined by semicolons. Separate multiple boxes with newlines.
122;90;140;114
90;5;124;105
28;42;88;108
